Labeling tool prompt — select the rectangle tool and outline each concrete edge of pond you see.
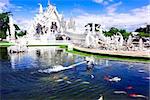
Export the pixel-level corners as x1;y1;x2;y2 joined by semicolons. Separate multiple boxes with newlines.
67;48;150;63
63;46;150;63
72;45;150;59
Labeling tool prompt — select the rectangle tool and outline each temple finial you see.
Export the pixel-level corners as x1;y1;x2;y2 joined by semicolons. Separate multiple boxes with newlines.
48;0;50;6
38;3;43;14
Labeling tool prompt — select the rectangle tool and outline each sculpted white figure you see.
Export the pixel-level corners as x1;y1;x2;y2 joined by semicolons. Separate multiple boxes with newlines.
139;38;143;51
9;16;16;41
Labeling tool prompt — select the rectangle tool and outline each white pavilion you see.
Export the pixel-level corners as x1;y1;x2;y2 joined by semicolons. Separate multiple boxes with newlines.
28;1;75;41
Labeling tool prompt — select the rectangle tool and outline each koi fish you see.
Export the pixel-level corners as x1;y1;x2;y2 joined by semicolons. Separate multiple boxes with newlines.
91;75;94;79
126;86;133;90
138;70;145;73
114;91;127;94
66;81;72;84
55;79;63;82
109;77;121;82
129;93;147;98
104;76;121;82
104;76;110;81
144;77;150;80
82;81;90;84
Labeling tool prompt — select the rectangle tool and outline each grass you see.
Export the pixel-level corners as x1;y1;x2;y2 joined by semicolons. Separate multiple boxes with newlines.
0;41;15;47
59;45;68;49
0;41;9;43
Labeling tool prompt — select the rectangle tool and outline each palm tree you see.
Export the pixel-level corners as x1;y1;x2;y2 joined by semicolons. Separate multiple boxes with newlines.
0;12;11;41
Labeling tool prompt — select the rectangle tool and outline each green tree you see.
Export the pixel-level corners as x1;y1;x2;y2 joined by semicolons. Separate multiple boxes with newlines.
135;25;150;37
119;29;131;39
14;24;20;30
0;12;11;40
16;30;27;37
109;27;119;35
138;32;150;37
103;27;119;37
103;31;113;37
103;27;131;39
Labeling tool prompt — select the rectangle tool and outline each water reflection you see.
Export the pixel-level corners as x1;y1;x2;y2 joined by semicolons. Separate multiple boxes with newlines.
4;47;84;70
0;47;10;60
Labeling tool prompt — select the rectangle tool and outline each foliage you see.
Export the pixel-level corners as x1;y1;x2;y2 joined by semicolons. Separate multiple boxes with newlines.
0;12;26;40
138;32;150;37
103;27;131;39
135;25;150;37
16;30;27;37
14;24;20;30
119;29;131;39
0;12;11;40
135;25;150;34
0;30;7;40
109;27;119;34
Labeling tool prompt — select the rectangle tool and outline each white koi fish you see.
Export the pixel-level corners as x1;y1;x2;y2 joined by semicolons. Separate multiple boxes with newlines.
82;81;90;84
114;91;127;94
109;77;121;82
129;93;147;99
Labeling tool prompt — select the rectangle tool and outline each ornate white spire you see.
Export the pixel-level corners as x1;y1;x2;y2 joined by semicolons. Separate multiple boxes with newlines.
38;3;43;14
48;0;50;6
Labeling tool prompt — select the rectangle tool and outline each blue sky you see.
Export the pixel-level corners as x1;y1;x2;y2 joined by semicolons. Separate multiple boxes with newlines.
6;0;148;17
0;0;149;30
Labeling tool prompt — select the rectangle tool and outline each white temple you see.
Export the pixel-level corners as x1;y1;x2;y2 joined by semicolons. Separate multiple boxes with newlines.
27;1;75;41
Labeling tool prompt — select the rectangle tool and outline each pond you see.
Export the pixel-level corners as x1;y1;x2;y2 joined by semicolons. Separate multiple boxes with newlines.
0;47;149;100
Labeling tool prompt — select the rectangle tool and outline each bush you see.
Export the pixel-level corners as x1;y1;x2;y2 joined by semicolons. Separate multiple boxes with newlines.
138;32;150;37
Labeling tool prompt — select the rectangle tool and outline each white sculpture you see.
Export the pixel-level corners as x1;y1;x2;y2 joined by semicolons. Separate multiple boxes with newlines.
84;23;126;50
139;38;143;51
85;30;95;47
6;29;10;41
113;32;124;50
85;26;98;47
9;16;16;42
127;35;132;46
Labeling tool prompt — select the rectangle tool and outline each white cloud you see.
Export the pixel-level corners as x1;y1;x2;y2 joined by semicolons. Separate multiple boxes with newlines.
93;0;113;5
0;0;24;13
106;1;122;15
0;0;10;12
74;4;150;31
93;0;104;4
15;17;32;30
